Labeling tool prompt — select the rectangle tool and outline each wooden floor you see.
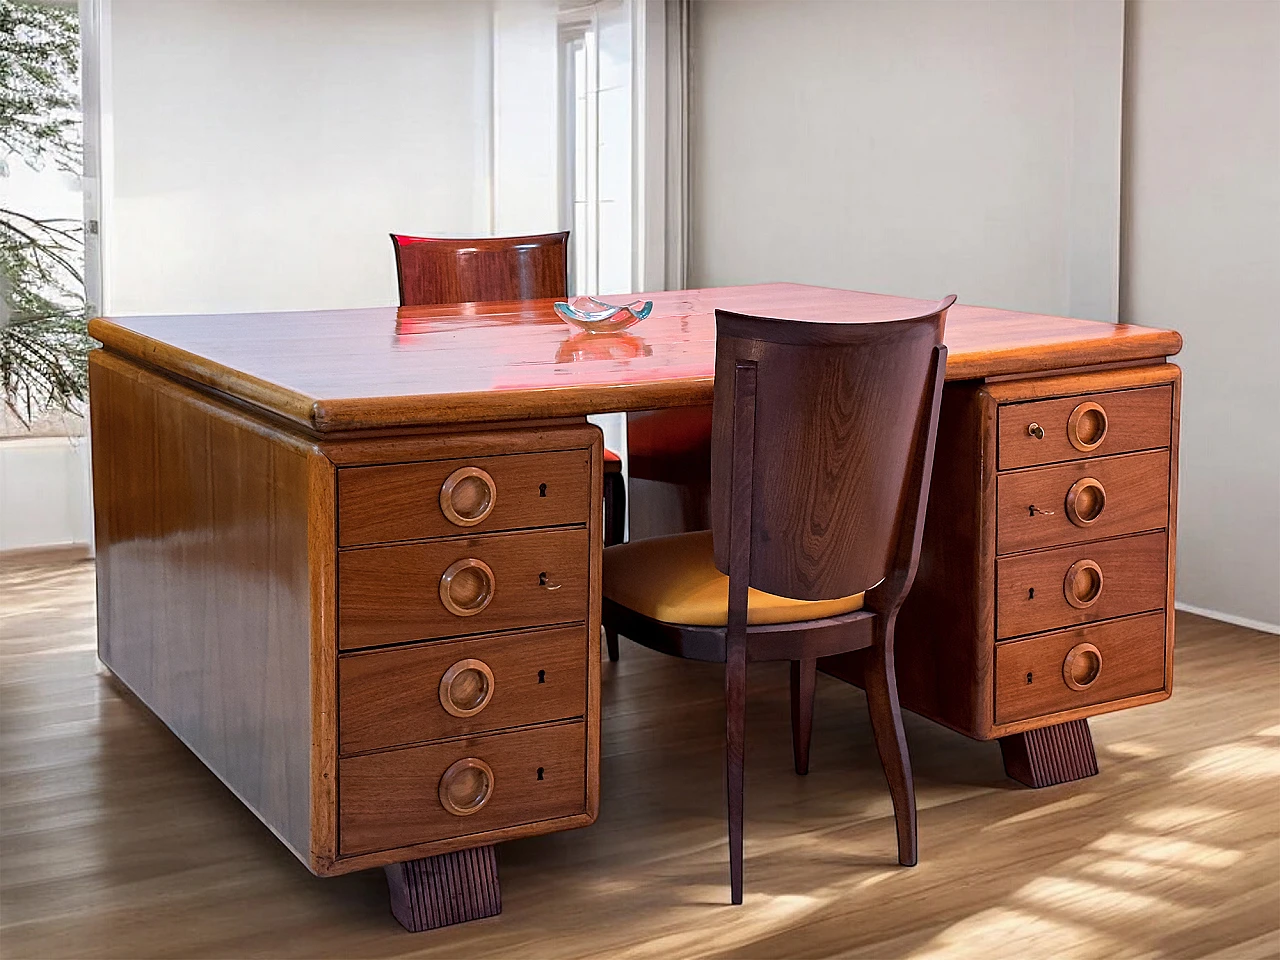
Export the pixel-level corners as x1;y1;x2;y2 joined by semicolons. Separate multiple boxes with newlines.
1;555;1277;959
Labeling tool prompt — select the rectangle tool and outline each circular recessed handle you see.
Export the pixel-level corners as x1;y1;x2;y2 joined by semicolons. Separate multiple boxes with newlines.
1064;559;1104;609
1064;477;1107;527
1062;642;1103;691
440;467;497;527
438;758;494;816
1067;401;1108;452
439;558;495;617
439;658;495;718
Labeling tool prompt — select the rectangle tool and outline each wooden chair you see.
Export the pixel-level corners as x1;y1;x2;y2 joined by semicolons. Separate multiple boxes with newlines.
391;233;629;635
601;296;955;902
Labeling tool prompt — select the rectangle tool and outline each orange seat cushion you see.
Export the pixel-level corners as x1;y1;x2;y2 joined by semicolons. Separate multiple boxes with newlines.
603;531;864;627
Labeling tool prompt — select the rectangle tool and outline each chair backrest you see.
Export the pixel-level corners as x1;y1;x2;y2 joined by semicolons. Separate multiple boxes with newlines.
710;297;954;605
391;232;569;306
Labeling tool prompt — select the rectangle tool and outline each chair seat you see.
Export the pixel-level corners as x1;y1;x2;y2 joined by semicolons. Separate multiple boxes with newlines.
603;448;622;472
603;531;864;627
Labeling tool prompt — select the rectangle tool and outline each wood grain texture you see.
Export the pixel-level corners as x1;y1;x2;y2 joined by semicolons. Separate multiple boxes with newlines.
385;847;502;932
710;303;950;600
338;528;590;650
4;561;1275;958
391;232;568;308
994;613;1167;725
339;720;587;856
828;382;997;738
89;349;325;866
998;719;1099;789
339;626;588;754
997;384;1173;469
995;532;1168;639
996;450;1171;554
87;283;1183;433
338;448;591;546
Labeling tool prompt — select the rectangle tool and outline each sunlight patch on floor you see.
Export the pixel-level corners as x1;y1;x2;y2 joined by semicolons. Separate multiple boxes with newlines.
1176;742;1280;780
981;792;1103;829
907;905;1118;960
1088;832;1244;869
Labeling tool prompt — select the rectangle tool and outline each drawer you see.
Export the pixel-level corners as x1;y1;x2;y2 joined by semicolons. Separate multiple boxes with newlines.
339;528;589;650
339;626;588;754
998;385;1172;470
338;449;591;547
996;532;1168;639
996;450;1169;555
339;720;586;856
994;612;1166;724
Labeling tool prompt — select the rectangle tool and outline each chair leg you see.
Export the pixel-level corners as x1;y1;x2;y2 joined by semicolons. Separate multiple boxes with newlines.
603;471;626;547
863;612;918;867
790;658;816;775
725;644;747;904
604;627;620;662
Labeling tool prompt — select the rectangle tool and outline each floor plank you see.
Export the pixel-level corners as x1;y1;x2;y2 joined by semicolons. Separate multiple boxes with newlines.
1;556;1276;958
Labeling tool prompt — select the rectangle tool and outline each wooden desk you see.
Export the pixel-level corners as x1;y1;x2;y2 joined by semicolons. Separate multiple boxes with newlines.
88;282;1182;930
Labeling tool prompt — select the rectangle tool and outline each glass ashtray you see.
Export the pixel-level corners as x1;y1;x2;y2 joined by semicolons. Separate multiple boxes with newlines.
553;296;654;334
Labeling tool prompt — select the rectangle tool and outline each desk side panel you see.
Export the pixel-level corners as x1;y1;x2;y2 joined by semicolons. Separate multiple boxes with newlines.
90;351;319;864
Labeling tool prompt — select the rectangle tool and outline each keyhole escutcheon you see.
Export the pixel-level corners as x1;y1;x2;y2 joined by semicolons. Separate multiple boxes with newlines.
537;670;546;684
538;483;547;497
1026;672;1034;685
536;767;544;781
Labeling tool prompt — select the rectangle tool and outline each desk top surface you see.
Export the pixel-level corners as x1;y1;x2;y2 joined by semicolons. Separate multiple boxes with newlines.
90;283;1182;434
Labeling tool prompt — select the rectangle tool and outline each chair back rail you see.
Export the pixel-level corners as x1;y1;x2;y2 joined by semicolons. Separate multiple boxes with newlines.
391;232;569;306
711;297;955;604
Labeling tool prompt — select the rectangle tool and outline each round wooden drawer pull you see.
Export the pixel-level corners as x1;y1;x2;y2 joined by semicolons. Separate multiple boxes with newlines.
440;467;497;527
439;558;495;617
1065;477;1106;527
1062;642;1103;691
1064;559;1104;609
1067;401;1108;452
439;658;495;718
439;758;494;816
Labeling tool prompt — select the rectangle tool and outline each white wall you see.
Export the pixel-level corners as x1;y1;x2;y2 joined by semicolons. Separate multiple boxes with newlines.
1121;0;1280;629
0;437;93;552
103;0;493;315
687;0;1124;320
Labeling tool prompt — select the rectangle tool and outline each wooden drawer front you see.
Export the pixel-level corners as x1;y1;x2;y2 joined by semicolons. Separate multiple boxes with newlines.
995;613;1166;724
339;528;589;650
339;627;588;754
338;449;590;547
998;385;1172;470
996;532;1168;639
997;450;1169;555
339;720;586;856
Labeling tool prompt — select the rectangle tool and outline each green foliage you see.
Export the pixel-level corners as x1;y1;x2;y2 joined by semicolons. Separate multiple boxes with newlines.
0;0;90;426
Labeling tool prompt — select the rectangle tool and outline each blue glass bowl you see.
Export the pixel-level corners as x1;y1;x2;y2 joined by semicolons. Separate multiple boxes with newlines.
553;296;654;334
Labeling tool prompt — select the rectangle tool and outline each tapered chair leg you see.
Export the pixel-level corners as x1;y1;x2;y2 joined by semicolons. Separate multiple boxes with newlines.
604;627;620;662
725;643;747;904
790;658;816;775
863;613;918;867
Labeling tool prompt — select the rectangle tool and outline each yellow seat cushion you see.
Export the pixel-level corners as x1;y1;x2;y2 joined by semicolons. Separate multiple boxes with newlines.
603;530;864;627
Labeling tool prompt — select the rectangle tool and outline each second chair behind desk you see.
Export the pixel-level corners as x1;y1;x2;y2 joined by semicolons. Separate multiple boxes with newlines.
602;296;956;903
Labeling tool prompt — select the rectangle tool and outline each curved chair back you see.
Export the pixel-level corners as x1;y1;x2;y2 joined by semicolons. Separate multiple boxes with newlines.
710;297;955;603
391;232;569;306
